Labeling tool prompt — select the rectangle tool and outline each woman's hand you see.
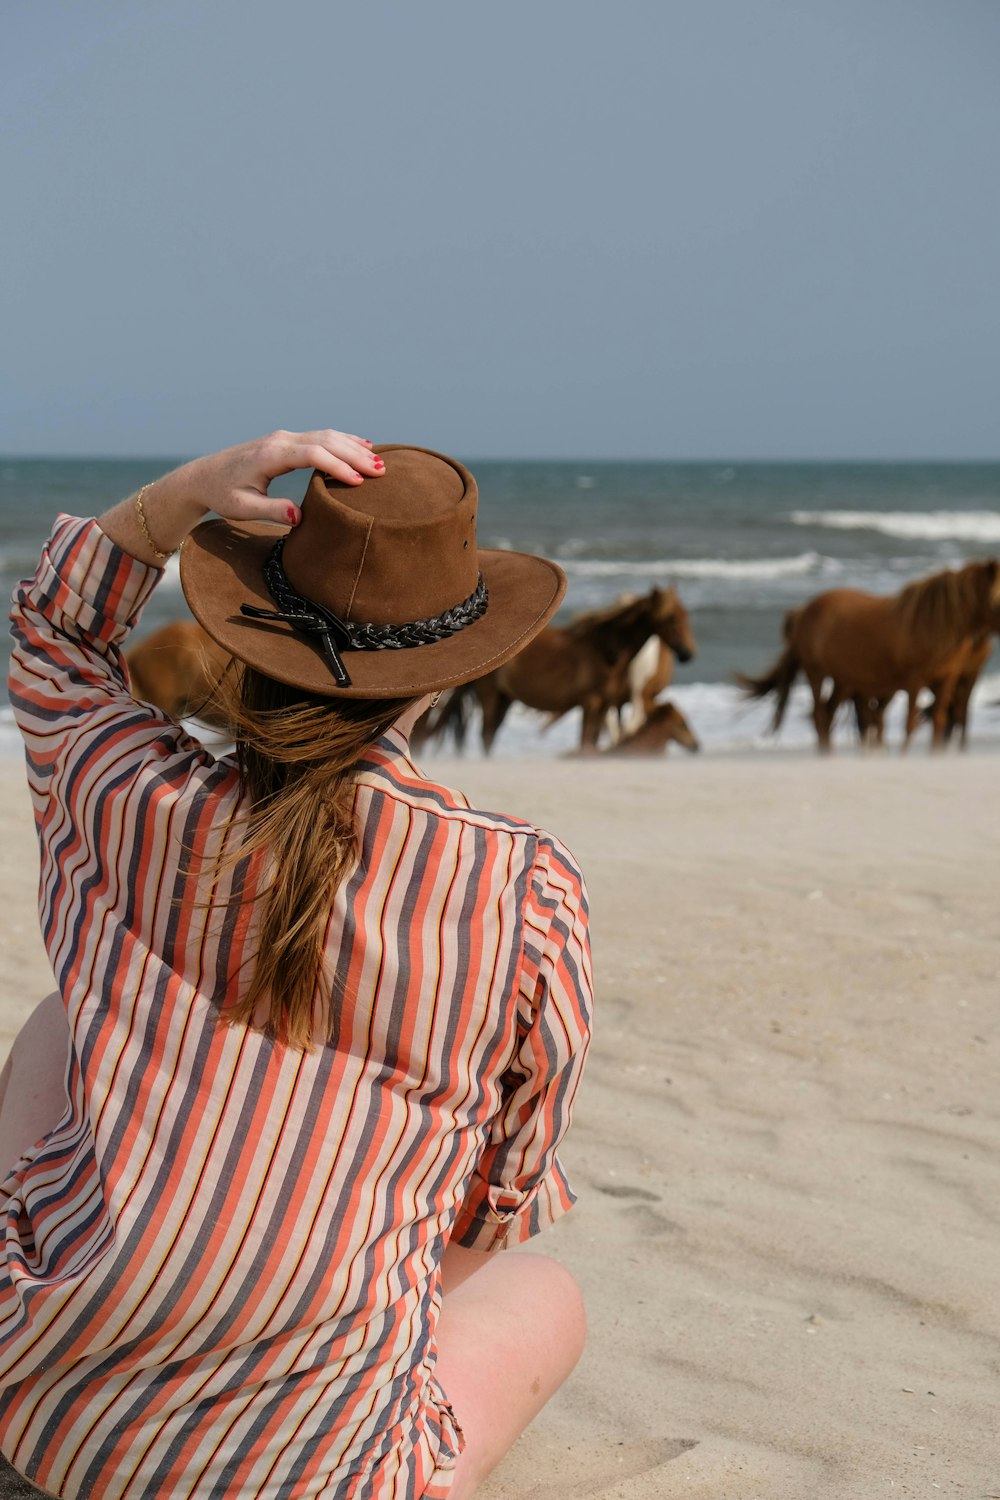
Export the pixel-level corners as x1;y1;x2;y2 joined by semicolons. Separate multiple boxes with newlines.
97;429;385;567
161;429;385;529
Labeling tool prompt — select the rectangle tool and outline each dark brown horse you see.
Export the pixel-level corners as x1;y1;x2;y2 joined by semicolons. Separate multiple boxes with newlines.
436;587;696;754
738;560;1000;752
126;620;233;729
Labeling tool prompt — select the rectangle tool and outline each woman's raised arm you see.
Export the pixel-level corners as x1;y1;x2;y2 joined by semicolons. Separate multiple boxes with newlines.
98;428;385;566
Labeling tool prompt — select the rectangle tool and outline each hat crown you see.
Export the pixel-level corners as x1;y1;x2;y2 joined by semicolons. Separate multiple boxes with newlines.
281;445;480;627
179;439;566;698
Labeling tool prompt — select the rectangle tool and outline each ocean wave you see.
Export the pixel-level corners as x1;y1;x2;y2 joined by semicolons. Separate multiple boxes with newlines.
790;510;1000;543
561;551;826;581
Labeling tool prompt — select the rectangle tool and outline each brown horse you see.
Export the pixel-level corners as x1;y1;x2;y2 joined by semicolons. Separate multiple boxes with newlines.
738;560;1000;752
126;620;233;729
854;629;995;749
600;700;700;757
444;586;696;754
937;631;995;747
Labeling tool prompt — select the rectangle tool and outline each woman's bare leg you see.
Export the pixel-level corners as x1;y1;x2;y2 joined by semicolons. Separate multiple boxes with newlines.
436;1242;586;1500
0;993;72;1181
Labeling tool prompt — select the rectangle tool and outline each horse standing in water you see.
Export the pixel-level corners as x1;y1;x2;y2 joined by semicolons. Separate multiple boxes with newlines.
738;560;1000;752
426;586;696;754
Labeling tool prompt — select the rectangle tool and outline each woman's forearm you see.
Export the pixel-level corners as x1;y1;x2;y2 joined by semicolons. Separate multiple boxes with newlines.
97;430;385;568
97;462;211;568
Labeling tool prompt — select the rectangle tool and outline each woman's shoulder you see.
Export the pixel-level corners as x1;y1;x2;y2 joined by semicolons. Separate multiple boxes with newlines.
359;742;585;889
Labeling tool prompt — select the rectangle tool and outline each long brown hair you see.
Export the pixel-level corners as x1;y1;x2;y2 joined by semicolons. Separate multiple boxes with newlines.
209;662;419;1050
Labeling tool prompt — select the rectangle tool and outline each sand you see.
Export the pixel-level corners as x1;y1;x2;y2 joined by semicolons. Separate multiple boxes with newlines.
1;751;997;1498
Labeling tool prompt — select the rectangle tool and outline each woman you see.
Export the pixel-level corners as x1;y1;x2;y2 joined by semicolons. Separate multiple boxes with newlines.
0;431;592;1500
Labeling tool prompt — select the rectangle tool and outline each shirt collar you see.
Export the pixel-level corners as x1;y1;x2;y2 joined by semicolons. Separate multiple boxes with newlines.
357;723;423;786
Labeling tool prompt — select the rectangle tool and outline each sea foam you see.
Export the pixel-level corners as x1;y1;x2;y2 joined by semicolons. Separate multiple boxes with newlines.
561;551;825;581
790;510;1000;543
2;673;999;762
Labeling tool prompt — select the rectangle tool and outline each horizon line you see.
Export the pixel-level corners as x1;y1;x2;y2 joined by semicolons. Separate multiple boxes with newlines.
3;453;1000;467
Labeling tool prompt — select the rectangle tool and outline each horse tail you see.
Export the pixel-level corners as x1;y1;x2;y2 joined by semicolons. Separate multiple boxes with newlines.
419;683;478;752
734;611;801;732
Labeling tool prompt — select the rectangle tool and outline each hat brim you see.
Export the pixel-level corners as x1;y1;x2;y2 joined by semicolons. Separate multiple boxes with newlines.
179;519;567;698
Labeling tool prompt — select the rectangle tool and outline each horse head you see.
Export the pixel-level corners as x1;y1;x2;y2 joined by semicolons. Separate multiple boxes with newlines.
953;558;1000;632
653;701;700;752
649;588;696;663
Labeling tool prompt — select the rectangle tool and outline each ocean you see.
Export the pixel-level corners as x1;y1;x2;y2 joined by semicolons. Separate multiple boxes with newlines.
3;458;1000;756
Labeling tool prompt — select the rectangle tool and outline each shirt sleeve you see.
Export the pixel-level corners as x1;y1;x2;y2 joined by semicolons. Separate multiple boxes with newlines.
453;831;593;1251
8;514;210;822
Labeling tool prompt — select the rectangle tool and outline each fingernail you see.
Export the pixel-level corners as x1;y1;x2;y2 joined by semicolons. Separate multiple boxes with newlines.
286;505;300;525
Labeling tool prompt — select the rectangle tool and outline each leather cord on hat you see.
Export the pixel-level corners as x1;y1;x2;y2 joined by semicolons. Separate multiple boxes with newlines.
241;537;489;689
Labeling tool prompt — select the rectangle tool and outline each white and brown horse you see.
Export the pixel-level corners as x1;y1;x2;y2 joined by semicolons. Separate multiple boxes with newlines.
425;587;696;754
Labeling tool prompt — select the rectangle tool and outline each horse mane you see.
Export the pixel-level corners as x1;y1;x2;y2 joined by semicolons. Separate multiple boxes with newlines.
565;589;671;642
565;592;638;637
892;562;995;654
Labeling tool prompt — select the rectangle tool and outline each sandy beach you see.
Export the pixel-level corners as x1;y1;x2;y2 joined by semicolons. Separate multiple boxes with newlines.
1;750;997;1498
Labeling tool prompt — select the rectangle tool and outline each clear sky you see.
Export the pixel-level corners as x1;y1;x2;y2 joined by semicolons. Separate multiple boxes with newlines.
3;0;999;459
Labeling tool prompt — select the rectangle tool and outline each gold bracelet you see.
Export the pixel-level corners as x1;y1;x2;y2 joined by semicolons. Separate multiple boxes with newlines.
134;484;174;564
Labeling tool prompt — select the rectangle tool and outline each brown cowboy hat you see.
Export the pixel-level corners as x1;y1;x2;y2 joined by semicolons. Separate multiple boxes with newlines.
180;444;566;698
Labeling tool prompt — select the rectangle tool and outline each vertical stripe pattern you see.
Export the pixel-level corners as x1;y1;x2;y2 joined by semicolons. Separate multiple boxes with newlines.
1;517;592;1500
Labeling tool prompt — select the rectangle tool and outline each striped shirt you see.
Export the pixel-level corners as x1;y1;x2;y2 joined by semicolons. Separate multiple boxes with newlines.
1;516;592;1500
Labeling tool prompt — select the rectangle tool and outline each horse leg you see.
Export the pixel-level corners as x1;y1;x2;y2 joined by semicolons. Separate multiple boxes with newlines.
854;694;887;750
823;681;845;748
476;679;512;757
901;691;922;752
873;698;891;748
852;694;871;747
483;695;513;756
954;676;973;749
579;698;606;753
957;692;973;749
805;670;836;752
929;679;958;752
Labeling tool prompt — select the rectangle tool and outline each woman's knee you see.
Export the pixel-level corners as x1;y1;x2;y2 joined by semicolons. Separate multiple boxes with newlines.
436;1252;586;1498
520;1254;586;1367
438;1248;586;1380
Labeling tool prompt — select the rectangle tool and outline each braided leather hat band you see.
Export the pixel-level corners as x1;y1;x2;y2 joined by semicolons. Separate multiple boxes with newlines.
240;537;489;688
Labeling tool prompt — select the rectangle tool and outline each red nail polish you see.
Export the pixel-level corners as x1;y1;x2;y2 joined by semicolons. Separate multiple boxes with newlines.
373;459;385;470
286;506;299;525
